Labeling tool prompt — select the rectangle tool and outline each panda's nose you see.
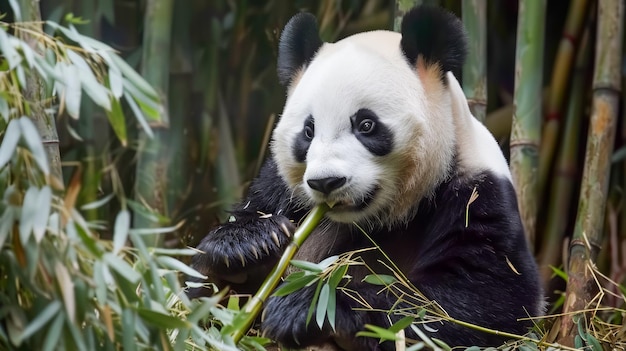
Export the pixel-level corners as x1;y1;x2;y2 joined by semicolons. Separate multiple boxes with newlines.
307;177;346;195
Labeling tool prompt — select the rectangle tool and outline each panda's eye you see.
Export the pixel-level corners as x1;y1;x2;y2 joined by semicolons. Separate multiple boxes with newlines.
303;122;314;140
358;119;376;134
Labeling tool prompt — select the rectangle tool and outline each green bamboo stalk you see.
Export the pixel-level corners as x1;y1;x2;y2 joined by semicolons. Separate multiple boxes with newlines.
510;0;546;248
538;26;592;287
559;0;623;344
134;0;174;246
225;204;329;344
18;0;64;187
538;0;590;203
462;0;487;122
393;0;436;32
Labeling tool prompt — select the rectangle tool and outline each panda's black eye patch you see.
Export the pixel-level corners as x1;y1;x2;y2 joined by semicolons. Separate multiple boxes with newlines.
293;115;314;162
351;109;393;156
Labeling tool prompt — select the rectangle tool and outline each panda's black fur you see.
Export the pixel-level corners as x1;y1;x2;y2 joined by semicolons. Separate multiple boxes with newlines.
192;5;542;350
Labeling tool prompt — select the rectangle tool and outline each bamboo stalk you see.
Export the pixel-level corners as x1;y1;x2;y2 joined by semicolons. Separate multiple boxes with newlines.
393;0;430;32
538;26;592;287
462;0;487;122
510;0;546;248
225;204;329;344
17;0;64;188
558;0;623;344
134;0;174;246
538;0;590;202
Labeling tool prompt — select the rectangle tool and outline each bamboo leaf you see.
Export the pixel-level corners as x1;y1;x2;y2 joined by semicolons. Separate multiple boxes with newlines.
18;301;61;344
18;117;49;174
389;316;414;333
7;0;21;21
328;264;348;289
316;283;330;329
306;280;323;327
19;186;39;244
54;262;75;323
109;53;160;100
290;259;323;273
112;210;130;255
326;284;336;331
356;324;398;341
156;256;207;280
0;96;9;121
122;308;137;351
41;314;64;351
123;91;153;138
32;185;51;242
137;308;190;329
317;255;339;270
0;119;21;169
362;274;397;286
108;65;124;99
105;97;127;146
0;208;14;248
80;193;114;210
273;274;318;297
104;253;141;283
63;65;82;119
0;30;21;69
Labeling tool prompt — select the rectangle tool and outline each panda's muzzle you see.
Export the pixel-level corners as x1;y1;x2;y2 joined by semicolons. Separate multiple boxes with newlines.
306;176;346;195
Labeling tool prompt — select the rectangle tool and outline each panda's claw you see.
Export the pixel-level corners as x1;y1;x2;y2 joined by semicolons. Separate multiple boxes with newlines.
280;222;292;237
270;231;280;247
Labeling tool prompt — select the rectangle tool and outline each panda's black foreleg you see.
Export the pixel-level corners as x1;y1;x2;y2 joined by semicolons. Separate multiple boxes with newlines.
189;158;300;297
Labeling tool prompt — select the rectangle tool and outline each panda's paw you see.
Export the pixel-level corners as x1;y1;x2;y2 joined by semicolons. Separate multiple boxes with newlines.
193;212;295;277
261;287;327;348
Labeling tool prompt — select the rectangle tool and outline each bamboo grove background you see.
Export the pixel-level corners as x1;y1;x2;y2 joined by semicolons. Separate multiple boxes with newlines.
0;0;625;349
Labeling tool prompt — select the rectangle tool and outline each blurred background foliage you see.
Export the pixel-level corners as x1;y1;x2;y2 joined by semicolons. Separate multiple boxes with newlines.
1;0;625;349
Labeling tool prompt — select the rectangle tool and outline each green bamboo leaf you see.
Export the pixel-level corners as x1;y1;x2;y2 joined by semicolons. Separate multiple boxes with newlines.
137;308;189;329
109;65;124;99
0;95;9;121
67;51;111;110
15;65;26;87
328;264;348;289
19;186;39;244
63;64;82;119
356;324;398;341
584;333;602;351
285;271;306;281
41;314;64;351
18;301;61;344
389;316;414;333
113;210;130;255
432;338;451;350
0;30;21;69
326;285;336;331
316;283;330;329
32;186;51;242
290;259;323;273
80;193;114;210
122;81;162;121
0;209;14;249
306;280;323;327
187;297;221;324
151;247;198;256
317;255;339;270
19;40;36;69
93;261;107;305
362;274;397;286
407;342;426;351
54;262;75;323
273;274;319;297
109;53;159;100
123;91;153;138
7;0;21;21
122;308;137;351
156;256;207;280
18;117;49;174
0;118;20;168
105;97;127;146
104;253;141;283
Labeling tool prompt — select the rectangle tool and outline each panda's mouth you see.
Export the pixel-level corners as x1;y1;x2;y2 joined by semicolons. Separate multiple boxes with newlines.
326;186;378;212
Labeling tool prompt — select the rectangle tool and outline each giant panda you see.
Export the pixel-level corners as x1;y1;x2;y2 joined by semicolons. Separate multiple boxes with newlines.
191;5;543;350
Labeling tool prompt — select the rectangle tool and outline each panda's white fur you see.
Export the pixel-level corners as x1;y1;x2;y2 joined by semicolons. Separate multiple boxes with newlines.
192;6;542;350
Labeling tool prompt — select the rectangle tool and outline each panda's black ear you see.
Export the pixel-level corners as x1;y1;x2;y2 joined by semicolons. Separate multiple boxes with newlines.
400;6;467;79
277;13;323;86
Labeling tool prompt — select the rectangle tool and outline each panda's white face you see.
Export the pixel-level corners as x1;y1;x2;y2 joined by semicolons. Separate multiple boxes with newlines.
272;31;456;226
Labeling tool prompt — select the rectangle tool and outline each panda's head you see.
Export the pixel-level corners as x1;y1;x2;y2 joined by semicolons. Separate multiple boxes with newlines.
271;6;468;227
